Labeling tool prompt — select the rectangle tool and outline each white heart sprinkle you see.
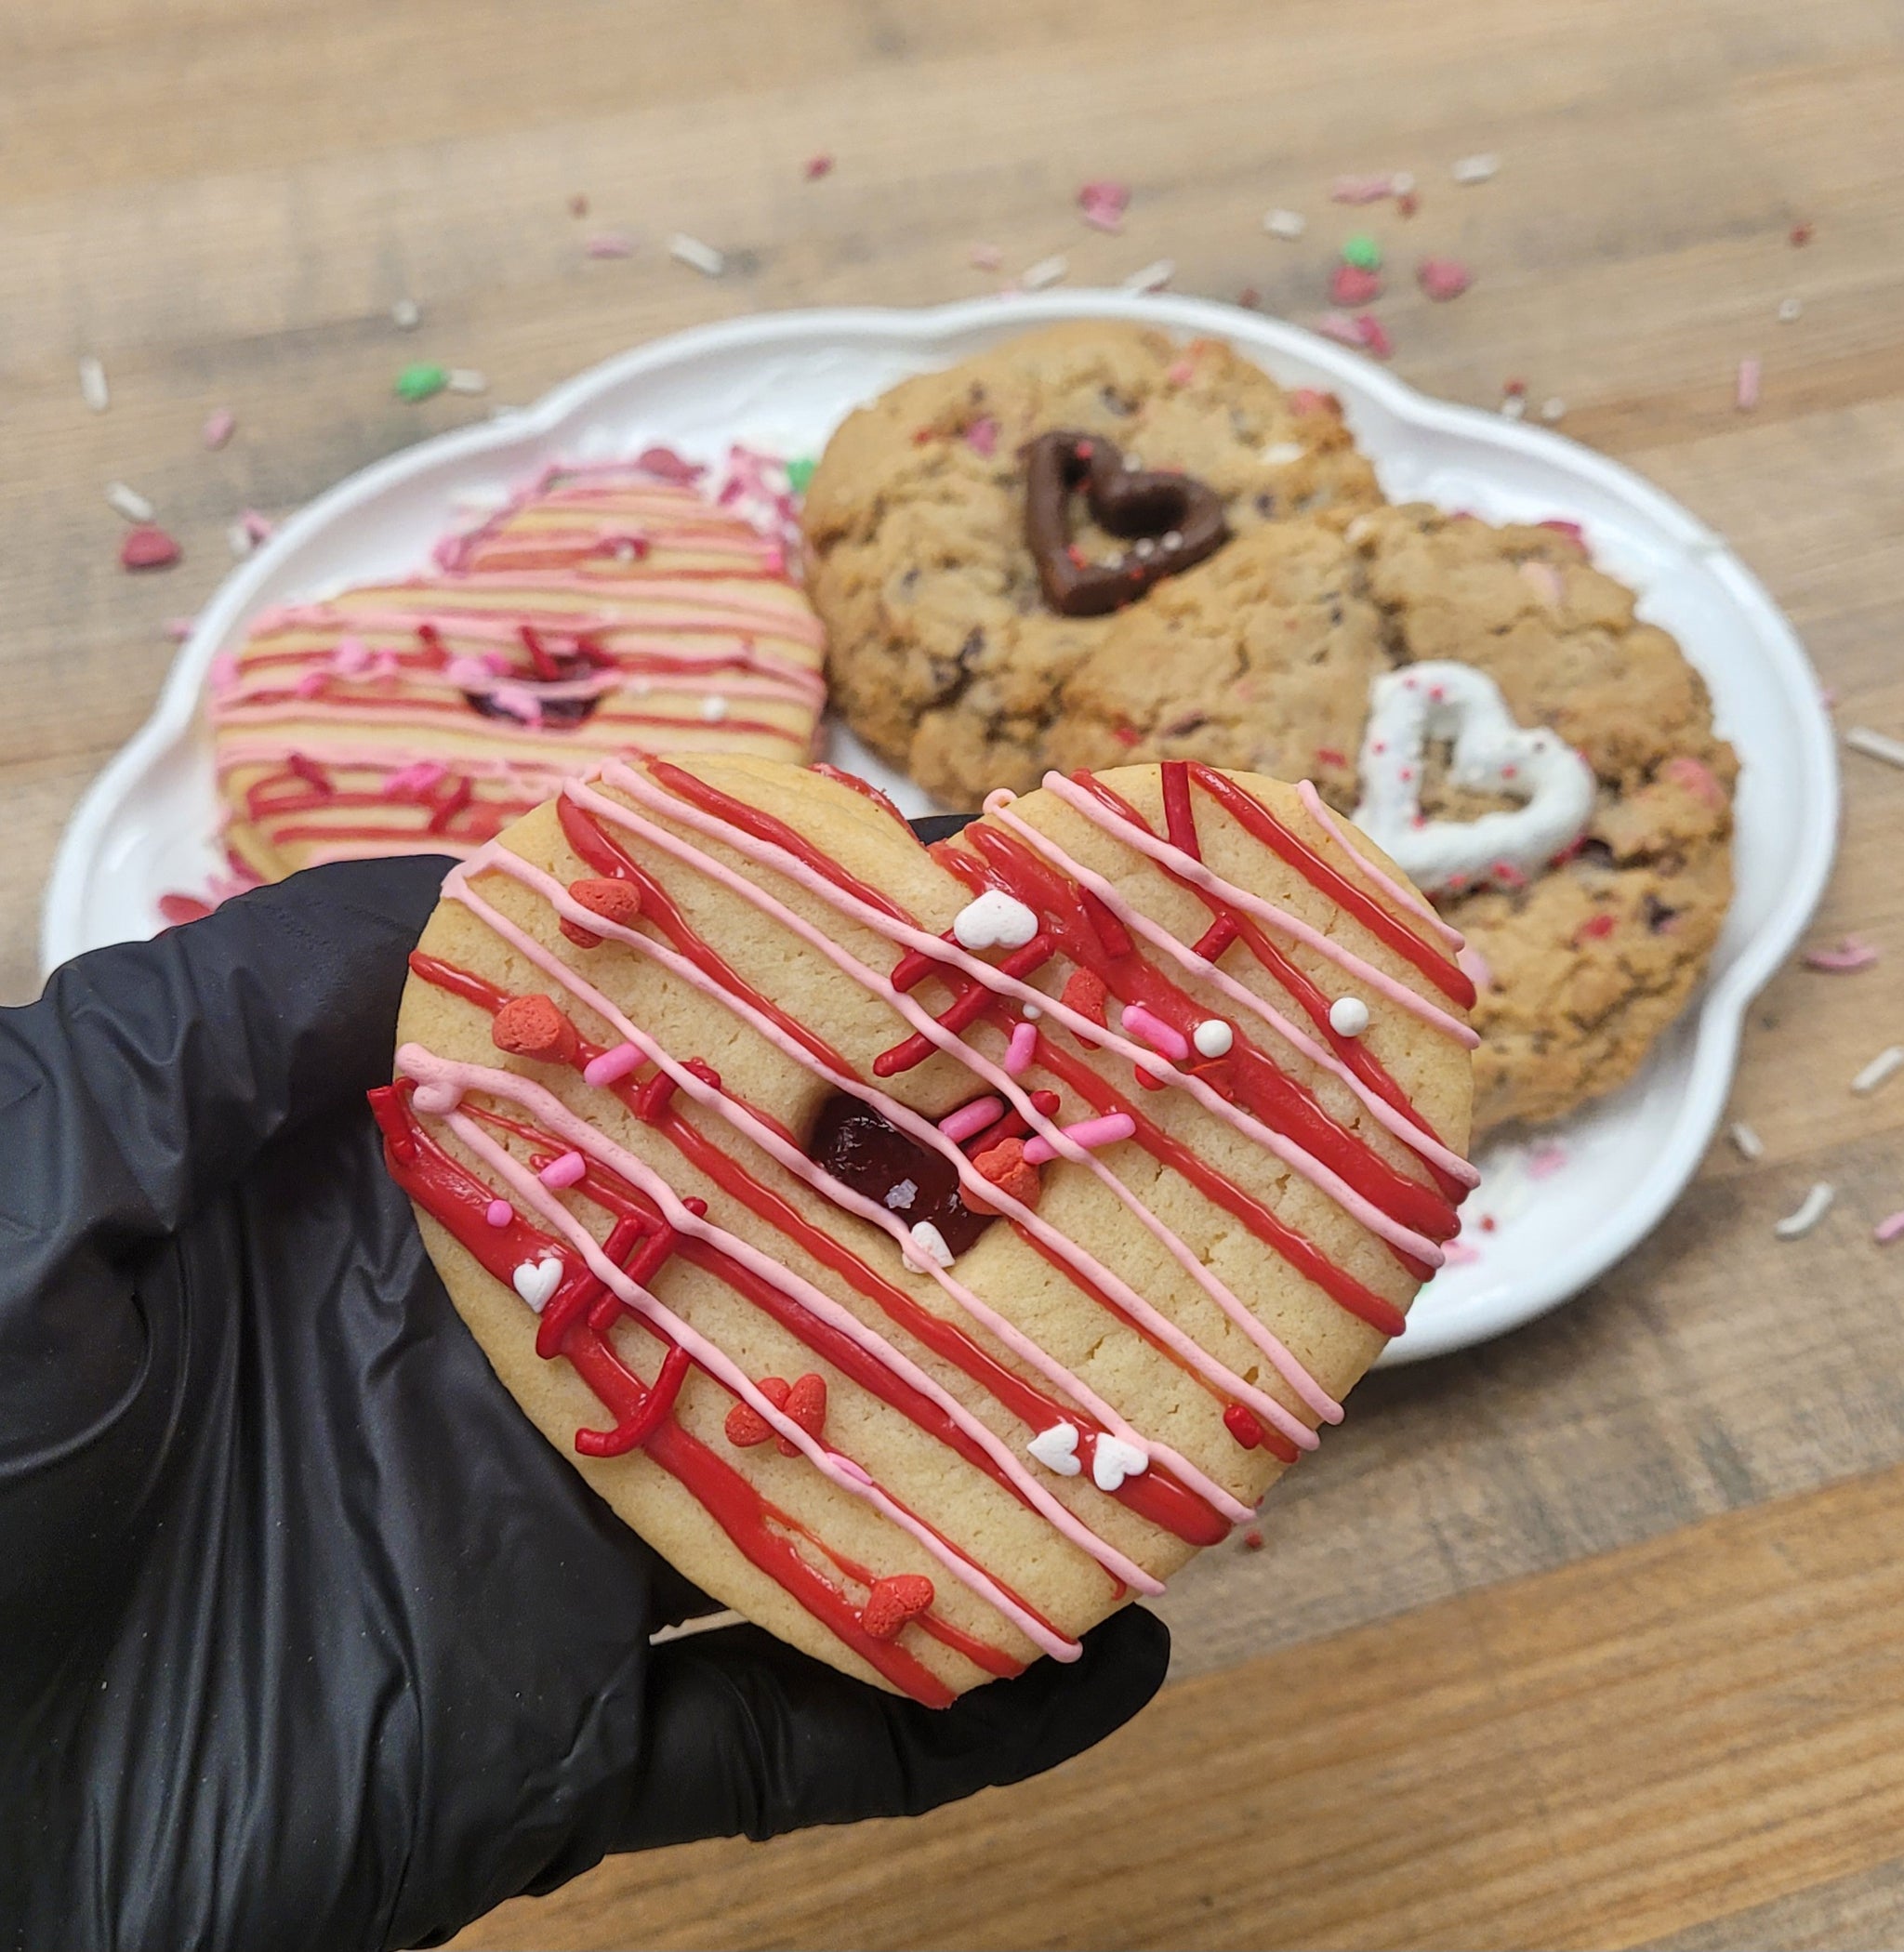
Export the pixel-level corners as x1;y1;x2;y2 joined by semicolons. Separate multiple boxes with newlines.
1091;1435;1150;1493
902;1220;954;1271
952;890;1039;952
1027;1422;1082;1477
511;1257;562;1312
1193;1018;1234;1058
1329;996;1371;1037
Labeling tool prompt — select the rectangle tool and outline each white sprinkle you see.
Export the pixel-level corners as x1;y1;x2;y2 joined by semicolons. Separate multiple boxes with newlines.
1852;1046;1904;1096
1500;394;1527;421
668;232;727;277
1120;257;1175;294
1263;208;1307;240
1123;453;1144;469
1193;1019;1234;1058
1774;1181;1835;1240
1540;397;1567;423
882;1178;918;1211
1737;355;1762;412
1021;253;1069;291
105;481;154;522
1260;441;1305;467
1026;1422;1082;1477
952;889;1039;951
1091;1434;1149;1493
1022;1002;1042;1020
1728;1121;1765;1161
79;356;109;412
1778;297;1804;323
1391;170;1416;195
446;367;488;395
905;1220;955;1270
1452;152;1501;185
227;521;256;560
511;1257;563;1312
1846;725;1904;771
391;298;421;330
1329;996;1371;1037
1161;529;1183;550
699;694;728;722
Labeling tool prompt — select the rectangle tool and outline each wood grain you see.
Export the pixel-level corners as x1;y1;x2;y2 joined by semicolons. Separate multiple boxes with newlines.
7;1;1904;1945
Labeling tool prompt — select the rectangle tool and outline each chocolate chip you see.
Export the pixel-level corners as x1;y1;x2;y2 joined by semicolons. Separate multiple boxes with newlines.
1643;892;1681;933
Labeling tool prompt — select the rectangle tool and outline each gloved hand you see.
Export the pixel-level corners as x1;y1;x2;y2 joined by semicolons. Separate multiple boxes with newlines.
0;855;1169;1952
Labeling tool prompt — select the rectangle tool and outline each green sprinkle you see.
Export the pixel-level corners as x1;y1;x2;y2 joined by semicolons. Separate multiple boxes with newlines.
786;456;816;495
395;363;448;402
1342;233;1382;271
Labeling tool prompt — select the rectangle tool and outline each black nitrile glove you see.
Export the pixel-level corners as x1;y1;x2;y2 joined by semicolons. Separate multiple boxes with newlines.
0;855;1169;1952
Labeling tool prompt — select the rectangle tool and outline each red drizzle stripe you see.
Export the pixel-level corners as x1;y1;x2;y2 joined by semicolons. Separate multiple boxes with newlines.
1161;760;1199;860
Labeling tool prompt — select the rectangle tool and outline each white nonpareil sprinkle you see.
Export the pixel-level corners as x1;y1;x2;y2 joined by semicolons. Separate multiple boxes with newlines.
882;1178;918;1211
227;521;256;560
1193;1018;1234;1058
1021;253;1069;291
79;356;109;412
1774;1181;1835;1240
1452;152;1501;185
1120;258;1174;294
905;1220;955;1270
1540;397;1567;423
1500;394;1527;421
1778;297;1804;323
699;694;728;723
1729;1121;1765;1161
1260;441;1305;467
1263;208;1307;240
1022;1002;1042;1020
1846;725;1904;771
1329;996;1371;1037
668;232;727;277
391;298;421;330
446;368;488;395
1852;1046;1904;1096
1391;170;1417;196
105;481;154;522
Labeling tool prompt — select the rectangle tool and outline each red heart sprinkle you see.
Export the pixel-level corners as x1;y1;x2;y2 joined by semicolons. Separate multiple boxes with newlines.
725;1376;791;1448
861;1573;935;1642
776;1373;827;1456
121;525;181;570
1331;264;1383;306
1061;969;1108;1027
491;995;581;1065
562;876;642;945
960;1137;1042;1215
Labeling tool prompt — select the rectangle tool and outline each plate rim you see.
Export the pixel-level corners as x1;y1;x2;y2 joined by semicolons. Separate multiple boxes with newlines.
39;289;1841;1362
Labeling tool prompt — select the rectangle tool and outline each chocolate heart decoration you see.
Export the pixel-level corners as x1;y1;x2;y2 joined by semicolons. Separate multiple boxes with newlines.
1025;430;1230;617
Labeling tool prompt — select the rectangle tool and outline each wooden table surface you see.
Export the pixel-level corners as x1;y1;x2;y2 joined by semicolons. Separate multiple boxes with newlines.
10;2;1904;1945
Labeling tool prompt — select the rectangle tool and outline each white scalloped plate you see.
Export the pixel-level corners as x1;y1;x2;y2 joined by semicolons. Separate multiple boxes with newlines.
41;293;1839;1363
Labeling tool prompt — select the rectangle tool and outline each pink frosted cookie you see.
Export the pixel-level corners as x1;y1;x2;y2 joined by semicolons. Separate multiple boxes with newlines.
212;460;825;881
379;756;1474;1702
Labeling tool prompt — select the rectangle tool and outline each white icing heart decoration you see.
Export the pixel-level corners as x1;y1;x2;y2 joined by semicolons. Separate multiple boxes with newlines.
511;1256;563;1313
1351;662;1596;895
952;889;1040;951
1027;1421;1083;1477
1091;1434;1150;1493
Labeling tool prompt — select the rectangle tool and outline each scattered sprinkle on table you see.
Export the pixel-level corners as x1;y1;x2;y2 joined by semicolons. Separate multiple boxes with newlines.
668;232;726;277
1021;253;1069;291
1120;257;1173;294
1791;221;1814;246
584;232;634;259
106;481;154;522
1845;726;1904;771
1417;256;1472;300
1500;394;1527;421
202;407;236;449
1078;179;1130;232
1804;934;1881;970
1263;208;1306;240
1736;355;1762;412
391;298;420;330
121;525;180;571
1875;1210;1904;1246
79;356;109;413
1851;1046;1904;1096
568;192;589;217
1452;152;1501;184
1355;312;1393;359
227;521;256;560
804;153;834;180
1778;297;1804;323
446;368;488;395
1332;264;1382;305
1729;1121;1765;1161
1342;232;1382;270
1540;397;1567;423
1331;173;1399;204
970;242;1003;270
395;363;448;402
1774;1181;1835;1240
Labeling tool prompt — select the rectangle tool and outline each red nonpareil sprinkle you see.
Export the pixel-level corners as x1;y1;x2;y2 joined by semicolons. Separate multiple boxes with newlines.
285;753;332;794
1331;264;1383;306
1575;913;1617;943
1790;222;1814;246
568;192;589;217
1804;936;1881;971
1397;191;1420;218
1236;285;1262;309
1078;179;1130;232
1503;376;1528;397
1417;256;1473;301
584;232;634;258
965;415;998;457
492;995;581;1065
804;152;834;179
1223;1405;1263;1450
121;525;180;570
1242;1529;1265;1550
1355;312;1394;359
861;1574;935;1641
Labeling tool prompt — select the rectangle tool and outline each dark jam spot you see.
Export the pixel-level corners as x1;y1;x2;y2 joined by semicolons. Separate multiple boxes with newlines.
1643;892;1682;933
806;1093;994;1259
461;650;602;728
1573;838;1618;872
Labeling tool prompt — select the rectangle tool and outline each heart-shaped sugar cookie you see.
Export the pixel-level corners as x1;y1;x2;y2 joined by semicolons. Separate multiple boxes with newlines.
212;460;824;883
379;755;1474;1702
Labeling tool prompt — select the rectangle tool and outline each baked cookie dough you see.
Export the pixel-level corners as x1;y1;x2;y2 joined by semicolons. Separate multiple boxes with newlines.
802;322;1382;809
1053;505;1736;1135
381;756;1474;1699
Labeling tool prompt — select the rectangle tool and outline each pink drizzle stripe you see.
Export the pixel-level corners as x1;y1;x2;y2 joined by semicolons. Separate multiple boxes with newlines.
1294;780;1467;951
1035;774;1480;1049
416;1075;1081;1660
